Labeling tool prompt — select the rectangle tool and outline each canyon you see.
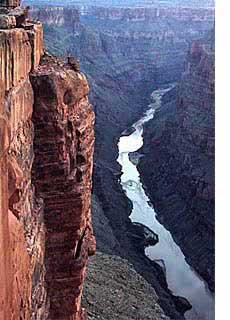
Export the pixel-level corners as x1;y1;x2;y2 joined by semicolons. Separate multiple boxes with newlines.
137;38;215;292
1;1;215;320
29;4;215;319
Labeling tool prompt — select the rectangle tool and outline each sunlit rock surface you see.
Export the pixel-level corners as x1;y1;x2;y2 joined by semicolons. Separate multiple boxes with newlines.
31;54;96;320
0;2;95;319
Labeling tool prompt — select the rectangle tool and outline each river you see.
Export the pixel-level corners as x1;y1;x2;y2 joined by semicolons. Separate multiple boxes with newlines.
117;86;214;320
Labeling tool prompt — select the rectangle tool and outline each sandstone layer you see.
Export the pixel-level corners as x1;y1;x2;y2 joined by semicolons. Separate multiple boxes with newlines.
31;7;80;31
0;3;95;319
0;7;45;318
31;54;96;320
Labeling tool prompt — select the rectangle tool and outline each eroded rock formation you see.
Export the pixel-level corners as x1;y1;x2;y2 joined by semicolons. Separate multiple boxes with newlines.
31;54;96;319
86;6;214;22
0;4;45;318
0;2;95;319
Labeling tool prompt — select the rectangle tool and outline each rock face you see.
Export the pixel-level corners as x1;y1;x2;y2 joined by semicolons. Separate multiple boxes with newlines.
30;7;80;31
0;6;45;319
138;40;215;291
31;55;96;320
0;3;95;320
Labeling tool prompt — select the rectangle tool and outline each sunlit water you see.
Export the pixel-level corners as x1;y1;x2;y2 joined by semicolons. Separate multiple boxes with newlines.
117;86;214;320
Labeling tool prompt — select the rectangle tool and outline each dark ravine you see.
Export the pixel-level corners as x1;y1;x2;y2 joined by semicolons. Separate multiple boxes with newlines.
117;84;214;320
137;41;215;293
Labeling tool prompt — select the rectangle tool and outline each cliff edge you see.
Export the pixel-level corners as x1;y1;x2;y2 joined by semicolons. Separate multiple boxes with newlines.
0;1;95;319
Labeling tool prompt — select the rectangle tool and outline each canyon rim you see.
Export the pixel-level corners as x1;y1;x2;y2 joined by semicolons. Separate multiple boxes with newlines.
0;1;215;320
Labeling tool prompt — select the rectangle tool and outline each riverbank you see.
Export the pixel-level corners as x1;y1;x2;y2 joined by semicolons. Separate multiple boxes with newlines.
137;52;215;292
92;86;196;319
118;86;214;320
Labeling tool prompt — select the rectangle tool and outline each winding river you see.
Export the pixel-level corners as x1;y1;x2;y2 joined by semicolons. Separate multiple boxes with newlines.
117;86;214;320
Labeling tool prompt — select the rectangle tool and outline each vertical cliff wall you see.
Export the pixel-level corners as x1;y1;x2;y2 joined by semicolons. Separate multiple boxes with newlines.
0;4;46;318
30;55;96;320
0;2;95;319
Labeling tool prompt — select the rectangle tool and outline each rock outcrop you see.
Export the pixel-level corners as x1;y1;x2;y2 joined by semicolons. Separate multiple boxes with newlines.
0;0;20;8
0;3;46;318
82;253;170;320
31;54;96;320
0;2;95;319
138;40;215;291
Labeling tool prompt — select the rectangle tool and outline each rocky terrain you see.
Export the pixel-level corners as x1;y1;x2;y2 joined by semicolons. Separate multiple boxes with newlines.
82;253;170;320
138;39;215;292
31;6;80;30
0;1;95;319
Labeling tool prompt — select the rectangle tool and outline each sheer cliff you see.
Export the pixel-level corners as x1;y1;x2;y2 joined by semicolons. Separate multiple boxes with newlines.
28;6;215;319
138;40;215;291
0;1;95;319
0;2;175;320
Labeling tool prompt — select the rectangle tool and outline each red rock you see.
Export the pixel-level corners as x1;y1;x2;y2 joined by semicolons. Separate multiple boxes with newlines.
31;55;95;319
0;2;95;319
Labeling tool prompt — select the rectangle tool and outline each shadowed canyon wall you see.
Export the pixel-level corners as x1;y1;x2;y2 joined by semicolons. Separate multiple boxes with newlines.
0;2;95;319
30;6;214;319
138;38;215;291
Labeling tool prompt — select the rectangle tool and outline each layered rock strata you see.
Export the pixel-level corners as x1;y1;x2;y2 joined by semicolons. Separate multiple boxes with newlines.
0;3;95;319
138;41;215;291
31;54;96;320
0;5;45;319
0;0;20;8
